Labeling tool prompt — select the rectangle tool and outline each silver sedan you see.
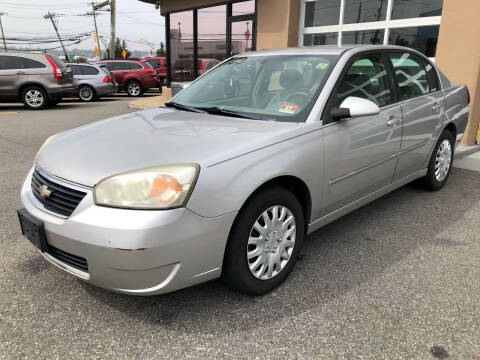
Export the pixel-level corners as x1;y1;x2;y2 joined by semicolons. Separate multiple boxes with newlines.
18;45;469;296
67;63;117;102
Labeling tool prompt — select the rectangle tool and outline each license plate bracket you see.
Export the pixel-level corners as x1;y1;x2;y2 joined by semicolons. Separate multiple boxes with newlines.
17;208;48;252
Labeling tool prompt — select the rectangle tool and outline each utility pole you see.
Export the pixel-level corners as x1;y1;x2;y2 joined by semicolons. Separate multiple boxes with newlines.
44;12;68;60
109;0;116;58
0;13;7;52
91;2;102;59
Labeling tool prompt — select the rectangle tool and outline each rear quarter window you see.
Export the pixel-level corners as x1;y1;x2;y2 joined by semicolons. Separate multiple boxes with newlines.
46;54;66;69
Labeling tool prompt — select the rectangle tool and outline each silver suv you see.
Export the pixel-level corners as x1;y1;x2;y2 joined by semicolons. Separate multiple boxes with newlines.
0;52;76;110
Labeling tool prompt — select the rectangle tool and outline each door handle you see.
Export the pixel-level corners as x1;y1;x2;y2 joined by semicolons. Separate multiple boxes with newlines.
16;71;25;75
386;117;402;127
432;103;441;112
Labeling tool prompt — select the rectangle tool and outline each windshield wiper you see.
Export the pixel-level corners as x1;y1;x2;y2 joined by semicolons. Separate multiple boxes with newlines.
164;102;206;113
197;106;260;120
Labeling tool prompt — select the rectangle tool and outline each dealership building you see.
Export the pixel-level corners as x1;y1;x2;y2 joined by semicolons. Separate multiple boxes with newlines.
139;0;479;145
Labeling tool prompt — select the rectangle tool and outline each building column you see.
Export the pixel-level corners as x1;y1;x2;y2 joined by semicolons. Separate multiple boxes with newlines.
435;0;480;145
256;0;300;50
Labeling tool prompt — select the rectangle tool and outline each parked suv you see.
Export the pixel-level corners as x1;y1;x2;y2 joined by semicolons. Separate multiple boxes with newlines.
142;56;166;88
96;59;160;97
0;52;76;109
68;63;116;102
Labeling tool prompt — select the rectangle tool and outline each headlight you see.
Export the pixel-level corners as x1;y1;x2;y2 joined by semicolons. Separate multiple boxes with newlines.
94;164;200;209
34;134;59;164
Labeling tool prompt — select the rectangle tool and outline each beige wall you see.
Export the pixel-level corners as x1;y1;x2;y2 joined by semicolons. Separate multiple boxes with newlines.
436;0;480;145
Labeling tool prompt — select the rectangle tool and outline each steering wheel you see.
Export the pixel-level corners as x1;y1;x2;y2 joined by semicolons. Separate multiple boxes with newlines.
285;91;311;106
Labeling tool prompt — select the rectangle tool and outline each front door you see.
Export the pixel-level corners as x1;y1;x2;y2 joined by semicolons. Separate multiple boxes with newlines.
323;53;402;214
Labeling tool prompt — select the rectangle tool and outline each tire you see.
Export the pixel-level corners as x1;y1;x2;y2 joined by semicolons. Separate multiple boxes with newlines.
419;130;455;191
21;86;48;110
126;80;143;97
222;186;305;295
78;85;96;102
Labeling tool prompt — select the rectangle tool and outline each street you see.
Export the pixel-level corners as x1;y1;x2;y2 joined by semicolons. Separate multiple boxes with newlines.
1;99;479;359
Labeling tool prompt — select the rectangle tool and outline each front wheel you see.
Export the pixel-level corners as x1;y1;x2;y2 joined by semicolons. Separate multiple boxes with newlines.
126;80;143;97
419;130;454;190
222;186;304;295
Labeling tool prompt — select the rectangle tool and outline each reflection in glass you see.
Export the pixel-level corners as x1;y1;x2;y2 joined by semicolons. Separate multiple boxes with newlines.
232;20;253;55
198;5;227;71
344;0;387;24
304;0;341;27
388;26;439;57
389;52;429;99
303;33;338;46
392;0;443;20
342;30;384;45
232;0;255;16
169;11;195;82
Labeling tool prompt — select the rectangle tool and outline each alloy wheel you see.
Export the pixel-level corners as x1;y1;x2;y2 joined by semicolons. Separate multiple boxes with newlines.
79;86;93;101
128;82;141;96
247;205;296;280
25;90;44;108
435;139;452;182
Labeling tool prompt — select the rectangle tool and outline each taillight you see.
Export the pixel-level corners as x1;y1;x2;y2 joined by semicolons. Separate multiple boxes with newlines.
103;75;112;83
45;55;63;79
145;68;155;74
466;86;471;105
199;60;205;74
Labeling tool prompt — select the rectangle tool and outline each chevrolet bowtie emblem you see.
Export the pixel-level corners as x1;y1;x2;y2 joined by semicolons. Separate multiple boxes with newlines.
39;184;52;199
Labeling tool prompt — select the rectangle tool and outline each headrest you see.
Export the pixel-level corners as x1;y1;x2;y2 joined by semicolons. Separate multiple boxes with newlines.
279;69;304;90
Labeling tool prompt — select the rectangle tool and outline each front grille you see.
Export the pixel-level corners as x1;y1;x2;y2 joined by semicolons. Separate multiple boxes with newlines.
31;169;87;217
47;245;88;272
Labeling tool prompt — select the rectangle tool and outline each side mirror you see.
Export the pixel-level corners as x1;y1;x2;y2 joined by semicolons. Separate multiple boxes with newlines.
331;96;380;120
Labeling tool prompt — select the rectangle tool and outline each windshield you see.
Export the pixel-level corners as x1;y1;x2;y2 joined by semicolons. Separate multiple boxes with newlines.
171;54;339;122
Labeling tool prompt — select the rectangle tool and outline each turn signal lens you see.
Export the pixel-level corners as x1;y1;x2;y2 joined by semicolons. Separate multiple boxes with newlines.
94;164;200;209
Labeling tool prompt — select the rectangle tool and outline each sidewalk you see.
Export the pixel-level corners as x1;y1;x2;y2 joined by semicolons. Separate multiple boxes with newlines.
454;145;480;172
129;87;172;110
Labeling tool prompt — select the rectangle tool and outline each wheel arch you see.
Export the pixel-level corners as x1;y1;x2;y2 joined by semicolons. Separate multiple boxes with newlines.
18;83;48;98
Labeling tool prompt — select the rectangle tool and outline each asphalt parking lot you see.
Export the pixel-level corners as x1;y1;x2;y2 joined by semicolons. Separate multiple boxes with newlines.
1;98;479;359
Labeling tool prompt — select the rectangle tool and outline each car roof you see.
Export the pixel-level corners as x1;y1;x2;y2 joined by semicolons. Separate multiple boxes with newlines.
244;45;422;57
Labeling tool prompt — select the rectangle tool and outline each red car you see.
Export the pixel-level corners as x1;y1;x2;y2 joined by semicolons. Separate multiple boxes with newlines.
96;59;160;97
142;57;166;88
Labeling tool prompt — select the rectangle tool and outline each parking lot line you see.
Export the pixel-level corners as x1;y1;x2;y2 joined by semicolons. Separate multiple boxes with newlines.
0;111;18;115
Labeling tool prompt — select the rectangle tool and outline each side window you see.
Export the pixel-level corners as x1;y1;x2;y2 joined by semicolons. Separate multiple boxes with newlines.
389;52;429;100
21;58;46;69
0;56;16;70
128;62;143;70
425;62;439;92
79;66;99;75
101;62;114;71
336;54;391;107
69;65;80;75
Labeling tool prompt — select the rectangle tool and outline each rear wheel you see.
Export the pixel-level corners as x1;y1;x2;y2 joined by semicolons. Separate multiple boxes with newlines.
126;80;143;97
78;85;96;102
419;130;454;190
222;186;304;295
22;86;48;110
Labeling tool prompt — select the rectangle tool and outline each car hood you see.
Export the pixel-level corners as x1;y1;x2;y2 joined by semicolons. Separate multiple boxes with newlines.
36;107;301;187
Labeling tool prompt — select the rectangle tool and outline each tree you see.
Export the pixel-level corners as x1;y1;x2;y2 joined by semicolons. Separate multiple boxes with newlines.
107;37;131;59
156;42;166;57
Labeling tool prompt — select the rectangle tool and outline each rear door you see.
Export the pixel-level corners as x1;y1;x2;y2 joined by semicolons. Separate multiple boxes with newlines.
323;52;402;214
0;55;30;96
387;52;445;180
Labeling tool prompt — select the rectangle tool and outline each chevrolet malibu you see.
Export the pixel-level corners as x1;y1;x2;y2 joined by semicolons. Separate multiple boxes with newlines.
18;45;469;296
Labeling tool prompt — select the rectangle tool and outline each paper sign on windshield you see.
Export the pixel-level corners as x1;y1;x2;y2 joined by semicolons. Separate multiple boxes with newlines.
279;103;299;114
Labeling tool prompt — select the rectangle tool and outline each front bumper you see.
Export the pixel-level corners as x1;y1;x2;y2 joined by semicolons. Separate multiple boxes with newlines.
20;167;237;295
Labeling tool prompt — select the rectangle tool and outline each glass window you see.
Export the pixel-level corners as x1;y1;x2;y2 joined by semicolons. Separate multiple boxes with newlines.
344;0;388;24
342;30;384;45
391;0;443;20
426;62;439;92
232;20;254;55
389;52;429;99
303;33;338;46
172;55;338;122
170;10;195;82
304;0;341;27
75;65;99;75
0;56;46;70
46;54;66;69
388;25;439;57
198;5;228;64
21;58;47;69
232;0;255;16
146;59;161;68
337;54;391;107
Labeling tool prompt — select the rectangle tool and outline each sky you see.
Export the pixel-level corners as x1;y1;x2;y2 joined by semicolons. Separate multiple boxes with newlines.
0;0;166;54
